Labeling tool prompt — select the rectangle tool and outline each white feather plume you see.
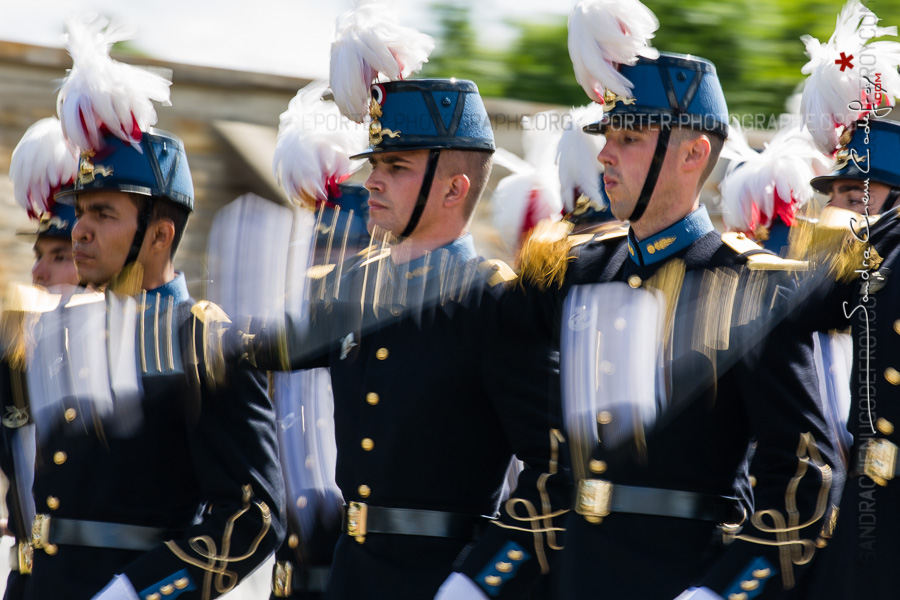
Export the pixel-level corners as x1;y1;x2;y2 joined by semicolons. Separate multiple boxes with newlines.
568;0;660;103
720;121;830;232
10;117;80;218
57;14;171;151
273;81;368;207
557;103;606;213
492;113;564;251
800;0;900;154
330;0;435;122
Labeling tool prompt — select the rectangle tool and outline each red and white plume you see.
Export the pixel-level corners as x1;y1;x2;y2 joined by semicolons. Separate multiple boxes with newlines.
492;112;564;252
57;14;171;152
10;117;79;219
330;0;435;122
273;81;367;207
557;103;606;214
720;121;831;234
568;0;660;103
800;0;900;154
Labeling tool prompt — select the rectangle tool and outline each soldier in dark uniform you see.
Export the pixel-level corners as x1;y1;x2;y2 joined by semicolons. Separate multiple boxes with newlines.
0;18;285;600
522;5;840;596
2;117;80;599
269;184;370;599
233;75;570;600
797;117;900;599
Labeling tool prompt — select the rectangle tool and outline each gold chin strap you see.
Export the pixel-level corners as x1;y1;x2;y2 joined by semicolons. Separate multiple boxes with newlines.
108;262;144;297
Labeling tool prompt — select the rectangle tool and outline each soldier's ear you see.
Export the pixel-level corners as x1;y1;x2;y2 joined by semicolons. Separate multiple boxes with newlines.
682;134;711;175
442;173;471;209
148;218;176;255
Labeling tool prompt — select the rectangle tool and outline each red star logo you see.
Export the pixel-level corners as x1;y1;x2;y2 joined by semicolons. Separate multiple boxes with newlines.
835;52;854;72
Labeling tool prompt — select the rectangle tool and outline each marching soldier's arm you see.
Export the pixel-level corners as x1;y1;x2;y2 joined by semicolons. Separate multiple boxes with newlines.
692;281;841;600
447;278;572;599
109;309;286;600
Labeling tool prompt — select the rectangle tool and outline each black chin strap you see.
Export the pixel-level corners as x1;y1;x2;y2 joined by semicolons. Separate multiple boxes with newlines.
628;125;672;223
883;187;900;212
126;197;155;267
400;149;441;238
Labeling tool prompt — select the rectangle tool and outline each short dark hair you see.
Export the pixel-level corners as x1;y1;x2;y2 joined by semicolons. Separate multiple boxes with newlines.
130;195;191;260
436;150;493;220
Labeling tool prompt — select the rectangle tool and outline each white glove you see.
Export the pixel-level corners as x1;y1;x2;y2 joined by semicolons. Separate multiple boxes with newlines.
91;574;140;600
674;587;725;600
434;572;489;600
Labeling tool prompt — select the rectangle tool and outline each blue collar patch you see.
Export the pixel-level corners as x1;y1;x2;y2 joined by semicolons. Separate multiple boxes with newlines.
143;272;190;307
627;205;715;266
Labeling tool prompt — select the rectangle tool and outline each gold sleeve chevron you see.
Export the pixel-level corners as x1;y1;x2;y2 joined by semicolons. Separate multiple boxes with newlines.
490;429;569;574
165;484;272;600
732;433;833;589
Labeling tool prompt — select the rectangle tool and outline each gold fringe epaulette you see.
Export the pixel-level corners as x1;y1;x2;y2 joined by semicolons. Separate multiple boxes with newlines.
787;207;883;283
721;232;808;271
478;259;518;287
518;219;623;290
191;300;232;325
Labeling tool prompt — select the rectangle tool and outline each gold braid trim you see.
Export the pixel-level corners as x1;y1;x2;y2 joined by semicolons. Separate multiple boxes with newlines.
165;484;272;600
494;429;571;573
734;433;832;589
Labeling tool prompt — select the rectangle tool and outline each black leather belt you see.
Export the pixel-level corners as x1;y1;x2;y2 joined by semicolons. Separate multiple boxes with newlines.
341;502;491;541
273;562;330;597
576;480;742;523
32;515;177;552
849;438;899;485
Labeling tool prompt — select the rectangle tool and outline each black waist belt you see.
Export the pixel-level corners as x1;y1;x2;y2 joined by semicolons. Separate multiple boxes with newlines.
576;480;741;523
34;516;176;552
341;502;491;541
273;562;331;597
849;438;899;484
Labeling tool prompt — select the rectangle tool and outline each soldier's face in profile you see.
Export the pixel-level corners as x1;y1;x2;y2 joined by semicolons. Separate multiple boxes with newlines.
828;179;892;215
598;126;658;221
72;190;140;287
32;236;78;288
364;150;432;235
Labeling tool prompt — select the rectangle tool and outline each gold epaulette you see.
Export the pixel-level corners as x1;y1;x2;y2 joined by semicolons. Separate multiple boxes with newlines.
787;207;883;282
584;219;630;242
518;220;623;290
721;232;808;271
478;259;518;287
307;264;336;280
191;300;232;325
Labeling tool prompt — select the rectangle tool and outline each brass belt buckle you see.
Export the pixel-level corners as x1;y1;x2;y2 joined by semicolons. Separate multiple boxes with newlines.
864;438;898;486
347;501;368;543
272;560;293;597
17;541;32;575
576;479;612;524
31;514;50;550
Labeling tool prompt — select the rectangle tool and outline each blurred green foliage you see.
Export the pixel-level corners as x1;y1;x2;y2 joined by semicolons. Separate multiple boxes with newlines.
421;0;900;126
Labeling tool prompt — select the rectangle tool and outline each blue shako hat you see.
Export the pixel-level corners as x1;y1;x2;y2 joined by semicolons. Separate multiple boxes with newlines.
36;204;77;239
351;79;495;158
55;128;194;211
353;79;494;238
585;53;729;138
17;203;77;240
811;118;900;213
584;53;729;223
